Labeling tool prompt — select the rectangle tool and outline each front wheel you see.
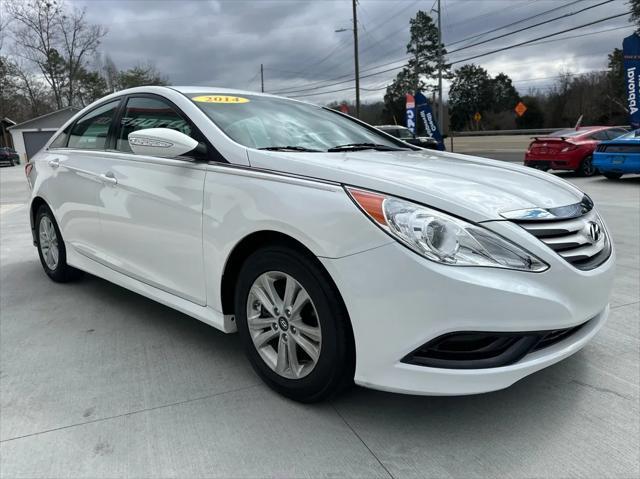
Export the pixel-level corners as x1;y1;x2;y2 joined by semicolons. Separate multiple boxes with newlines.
577;155;596;177
603;172;623;180
234;245;354;402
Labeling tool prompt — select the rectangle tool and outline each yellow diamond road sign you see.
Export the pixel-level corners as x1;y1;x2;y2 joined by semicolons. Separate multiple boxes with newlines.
473;112;481;122
515;101;527;117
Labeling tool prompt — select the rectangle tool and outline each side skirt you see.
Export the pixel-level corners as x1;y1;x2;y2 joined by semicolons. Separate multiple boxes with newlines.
66;245;237;333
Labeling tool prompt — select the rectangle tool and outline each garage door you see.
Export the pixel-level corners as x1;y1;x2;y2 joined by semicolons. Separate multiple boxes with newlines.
23;131;55;160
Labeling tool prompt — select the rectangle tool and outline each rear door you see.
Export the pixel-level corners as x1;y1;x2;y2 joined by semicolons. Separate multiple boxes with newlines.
42;99;122;258
92;94;208;305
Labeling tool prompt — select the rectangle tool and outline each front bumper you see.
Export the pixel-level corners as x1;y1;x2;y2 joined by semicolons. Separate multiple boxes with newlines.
320;231;614;395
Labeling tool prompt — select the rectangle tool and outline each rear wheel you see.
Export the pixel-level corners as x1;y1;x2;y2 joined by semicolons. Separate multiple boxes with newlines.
603;172;623;180
35;205;82;282
577;155;596;177
234;245;354;402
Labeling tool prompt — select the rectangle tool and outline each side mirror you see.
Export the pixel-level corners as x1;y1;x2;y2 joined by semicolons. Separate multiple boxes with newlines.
128;128;198;158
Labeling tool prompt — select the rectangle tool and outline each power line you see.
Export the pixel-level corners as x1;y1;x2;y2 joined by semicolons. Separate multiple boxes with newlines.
446;0;583;47
357;0;422;58
289;67;613;101
246;69;260;88
269;0;628;98
275;10;627;97
273;0;572;95
450;11;629;64
447;0;614;55
288;82;388;99
516;23;630;48
281;29;624;101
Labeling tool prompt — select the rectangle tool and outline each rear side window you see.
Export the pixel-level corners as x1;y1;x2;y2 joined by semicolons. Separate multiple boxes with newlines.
67;101;120;150
49;125;71;149
116;97;193;152
590;130;609;141
606;129;627;140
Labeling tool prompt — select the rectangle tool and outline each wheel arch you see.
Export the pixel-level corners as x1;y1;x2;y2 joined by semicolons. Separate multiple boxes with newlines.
220;231;350;325
29;196;50;245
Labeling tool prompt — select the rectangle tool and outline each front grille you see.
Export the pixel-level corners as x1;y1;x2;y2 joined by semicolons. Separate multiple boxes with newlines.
597;144;640;153
402;321;590;369
513;209;611;271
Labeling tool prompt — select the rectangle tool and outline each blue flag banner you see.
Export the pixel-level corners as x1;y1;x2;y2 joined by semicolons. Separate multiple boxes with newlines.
414;91;445;150
623;33;640;129
405;94;416;134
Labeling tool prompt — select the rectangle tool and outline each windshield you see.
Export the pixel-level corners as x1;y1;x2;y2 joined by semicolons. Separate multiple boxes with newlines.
383;127;413;140
190;94;404;151
549;129;588;138
617;129;640;140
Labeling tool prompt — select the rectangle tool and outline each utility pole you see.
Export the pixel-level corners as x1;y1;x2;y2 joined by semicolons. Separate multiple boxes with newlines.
352;0;360;118
260;64;264;93
436;0;444;131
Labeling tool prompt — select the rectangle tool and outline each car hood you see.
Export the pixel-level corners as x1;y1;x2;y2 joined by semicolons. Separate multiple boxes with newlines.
247;149;585;222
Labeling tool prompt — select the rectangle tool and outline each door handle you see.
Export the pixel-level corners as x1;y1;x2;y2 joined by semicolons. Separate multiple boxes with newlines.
99;172;118;185
48;158;60;168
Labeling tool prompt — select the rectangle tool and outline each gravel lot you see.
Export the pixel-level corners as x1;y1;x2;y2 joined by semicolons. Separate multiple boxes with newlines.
1;158;638;478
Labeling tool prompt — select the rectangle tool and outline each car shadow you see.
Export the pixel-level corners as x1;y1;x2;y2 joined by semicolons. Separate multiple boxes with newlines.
2;256;620;462
1;258;245;365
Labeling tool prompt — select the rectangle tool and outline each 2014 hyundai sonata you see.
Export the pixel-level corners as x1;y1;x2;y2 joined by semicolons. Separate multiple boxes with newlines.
26;86;615;402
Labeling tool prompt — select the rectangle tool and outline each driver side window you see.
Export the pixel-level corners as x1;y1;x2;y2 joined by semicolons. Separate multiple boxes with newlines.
116;97;194;153
590;130;609;141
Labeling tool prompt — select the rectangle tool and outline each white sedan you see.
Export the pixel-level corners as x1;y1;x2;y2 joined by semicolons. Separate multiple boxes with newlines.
26;86;614;402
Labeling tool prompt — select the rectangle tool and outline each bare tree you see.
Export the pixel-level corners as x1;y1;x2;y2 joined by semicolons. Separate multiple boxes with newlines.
0;2;11;52
8;0;65;108
56;6;106;106
7;0;105;108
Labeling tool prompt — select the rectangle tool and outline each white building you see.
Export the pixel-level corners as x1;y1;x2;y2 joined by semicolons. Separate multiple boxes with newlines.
8;107;79;162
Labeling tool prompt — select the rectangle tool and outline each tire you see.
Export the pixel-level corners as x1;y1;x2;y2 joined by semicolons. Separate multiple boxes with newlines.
603;172;623;180
577;155;596;177
35;205;82;282
234;245;354;402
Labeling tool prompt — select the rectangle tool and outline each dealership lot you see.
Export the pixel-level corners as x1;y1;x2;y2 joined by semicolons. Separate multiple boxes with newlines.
1;161;638;477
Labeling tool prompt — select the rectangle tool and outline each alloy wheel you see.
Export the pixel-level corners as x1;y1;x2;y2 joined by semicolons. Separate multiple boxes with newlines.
581;156;595;176
39;216;59;270
246;271;322;379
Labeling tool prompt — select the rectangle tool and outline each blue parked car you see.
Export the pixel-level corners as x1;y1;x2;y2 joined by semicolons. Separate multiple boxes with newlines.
593;129;640;179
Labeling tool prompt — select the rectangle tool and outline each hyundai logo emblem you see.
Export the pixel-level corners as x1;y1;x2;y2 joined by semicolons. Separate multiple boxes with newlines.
585;221;601;243
278;317;289;331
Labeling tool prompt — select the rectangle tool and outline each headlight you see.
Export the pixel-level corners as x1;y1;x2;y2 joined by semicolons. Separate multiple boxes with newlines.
347;188;548;272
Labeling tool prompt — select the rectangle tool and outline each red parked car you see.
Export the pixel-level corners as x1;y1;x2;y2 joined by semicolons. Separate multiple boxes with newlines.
524;126;628;176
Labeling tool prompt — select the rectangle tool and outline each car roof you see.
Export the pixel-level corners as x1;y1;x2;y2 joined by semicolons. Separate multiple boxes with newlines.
171;86;282;99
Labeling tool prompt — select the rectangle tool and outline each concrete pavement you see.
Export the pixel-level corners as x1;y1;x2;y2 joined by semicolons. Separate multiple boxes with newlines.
1;163;638;478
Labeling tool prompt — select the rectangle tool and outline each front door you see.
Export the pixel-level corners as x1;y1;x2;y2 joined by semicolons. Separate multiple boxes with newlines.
93;95;207;305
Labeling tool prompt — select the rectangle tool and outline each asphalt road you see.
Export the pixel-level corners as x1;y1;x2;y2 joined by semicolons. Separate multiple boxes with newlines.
1;157;639;478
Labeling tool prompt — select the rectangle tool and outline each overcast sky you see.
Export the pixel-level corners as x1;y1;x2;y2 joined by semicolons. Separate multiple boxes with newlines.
68;0;633;103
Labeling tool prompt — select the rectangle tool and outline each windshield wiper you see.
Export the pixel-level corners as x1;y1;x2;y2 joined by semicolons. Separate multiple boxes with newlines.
327;142;406;152
258;146;320;152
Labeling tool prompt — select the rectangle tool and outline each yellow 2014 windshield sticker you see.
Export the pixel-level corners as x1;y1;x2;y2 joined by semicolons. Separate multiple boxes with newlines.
192;95;250;104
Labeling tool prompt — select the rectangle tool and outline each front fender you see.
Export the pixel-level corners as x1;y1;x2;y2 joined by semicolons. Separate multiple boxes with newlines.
201;164;392;311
